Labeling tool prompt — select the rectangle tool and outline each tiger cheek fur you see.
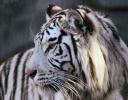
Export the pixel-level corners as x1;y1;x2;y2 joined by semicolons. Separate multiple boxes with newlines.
0;4;128;100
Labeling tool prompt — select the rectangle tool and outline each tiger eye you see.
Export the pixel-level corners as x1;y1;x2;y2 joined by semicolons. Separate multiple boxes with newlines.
49;43;57;49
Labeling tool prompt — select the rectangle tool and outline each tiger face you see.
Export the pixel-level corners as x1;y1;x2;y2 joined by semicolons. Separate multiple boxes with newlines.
26;5;88;93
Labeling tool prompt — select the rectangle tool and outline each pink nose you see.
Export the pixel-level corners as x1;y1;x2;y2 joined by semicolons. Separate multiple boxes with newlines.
25;68;37;79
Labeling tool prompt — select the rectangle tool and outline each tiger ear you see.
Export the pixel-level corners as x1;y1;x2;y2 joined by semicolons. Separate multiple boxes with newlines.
66;9;86;33
67;6;95;35
46;4;62;21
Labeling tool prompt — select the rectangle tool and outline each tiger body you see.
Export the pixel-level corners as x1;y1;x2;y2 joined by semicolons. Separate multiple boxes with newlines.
0;49;70;100
0;4;128;100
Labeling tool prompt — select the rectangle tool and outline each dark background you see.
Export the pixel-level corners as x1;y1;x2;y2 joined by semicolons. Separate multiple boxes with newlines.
0;0;128;64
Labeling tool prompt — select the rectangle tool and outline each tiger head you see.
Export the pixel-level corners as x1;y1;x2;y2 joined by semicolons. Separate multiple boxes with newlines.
26;4;106;97
27;5;87;92
26;4;128;99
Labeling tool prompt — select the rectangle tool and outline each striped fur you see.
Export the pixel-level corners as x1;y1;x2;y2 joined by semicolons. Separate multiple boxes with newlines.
0;4;128;100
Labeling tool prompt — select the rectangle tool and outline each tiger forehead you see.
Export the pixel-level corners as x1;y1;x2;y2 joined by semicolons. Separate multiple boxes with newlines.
34;13;67;43
41;13;66;32
38;13;66;33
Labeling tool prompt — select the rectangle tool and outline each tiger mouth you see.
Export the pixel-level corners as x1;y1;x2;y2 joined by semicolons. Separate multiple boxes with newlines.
38;78;54;85
35;77;63;92
32;72;61;89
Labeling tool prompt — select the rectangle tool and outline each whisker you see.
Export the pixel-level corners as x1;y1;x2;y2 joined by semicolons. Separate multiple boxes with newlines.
65;77;84;90
58;73;88;89
50;84;59;92
64;81;81;99
56;78;80;99
52;80;68;100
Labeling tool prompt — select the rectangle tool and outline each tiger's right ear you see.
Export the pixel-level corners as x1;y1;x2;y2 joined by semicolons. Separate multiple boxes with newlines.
46;4;62;21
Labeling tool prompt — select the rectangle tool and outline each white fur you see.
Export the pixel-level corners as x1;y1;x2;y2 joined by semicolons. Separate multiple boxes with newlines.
88;37;108;92
5;54;19;100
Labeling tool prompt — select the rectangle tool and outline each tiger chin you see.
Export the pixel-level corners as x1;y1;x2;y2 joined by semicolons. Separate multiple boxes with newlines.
0;4;128;100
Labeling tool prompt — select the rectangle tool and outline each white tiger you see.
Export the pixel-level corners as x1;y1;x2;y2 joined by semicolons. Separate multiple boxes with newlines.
0;4;128;100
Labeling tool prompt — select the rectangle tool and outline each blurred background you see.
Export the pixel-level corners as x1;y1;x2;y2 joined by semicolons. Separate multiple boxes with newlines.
0;0;128;64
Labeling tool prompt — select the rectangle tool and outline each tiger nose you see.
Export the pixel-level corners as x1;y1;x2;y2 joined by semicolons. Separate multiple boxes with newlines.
25;68;37;79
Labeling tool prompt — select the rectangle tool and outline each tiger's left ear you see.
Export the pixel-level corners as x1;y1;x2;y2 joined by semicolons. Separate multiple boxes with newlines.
46;4;62;21
64;9;86;34
72;5;96;35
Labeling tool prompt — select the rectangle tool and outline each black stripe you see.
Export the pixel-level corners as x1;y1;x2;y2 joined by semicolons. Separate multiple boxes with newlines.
21;52;32;100
63;43;72;63
105;21;120;41
71;35;77;57
48;59;61;70
121;81;128;99
53;20;56;27
38;77;49;80
46;30;50;35
50;16;62;23
57;30;67;44
4;59;11;94
74;6;91;13
95;15;109;33
49;26;54;29
56;22;59;27
44;46;52;54
56;12;66;16
0;73;4;100
11;52;24;99
100;33;120;63
96;13;119;42
57;16;62;21
45;31;65;54
52;58;60;63
63;43;75;73
48;37;57;42
120;63;128;100
71;35;82;72
39;95;42;100
58;45;63;55
60;61;72;70
81;70;87;83
89;56;96;80
60;30;67;35
24;74;29;100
